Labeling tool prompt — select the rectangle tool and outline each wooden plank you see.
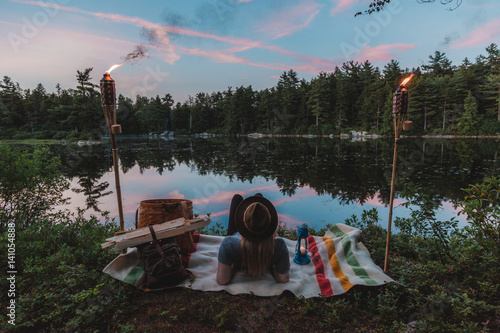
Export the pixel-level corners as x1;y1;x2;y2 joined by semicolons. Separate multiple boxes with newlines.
113;219;209;251
105;218;186;243
101;217;210;250
121;218;185;241
101;241;115;248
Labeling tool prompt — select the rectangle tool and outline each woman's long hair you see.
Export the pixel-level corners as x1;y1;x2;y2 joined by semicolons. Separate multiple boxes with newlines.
240;234;275;276
239;200;276;276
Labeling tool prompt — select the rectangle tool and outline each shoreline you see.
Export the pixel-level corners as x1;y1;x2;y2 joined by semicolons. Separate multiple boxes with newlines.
0;133;499;144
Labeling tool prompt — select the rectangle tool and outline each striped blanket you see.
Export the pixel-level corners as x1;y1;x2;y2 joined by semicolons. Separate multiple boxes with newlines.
103;224;393;297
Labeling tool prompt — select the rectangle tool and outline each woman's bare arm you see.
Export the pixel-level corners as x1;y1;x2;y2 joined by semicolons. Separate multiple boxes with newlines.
271;266;290;283
216;262;234;285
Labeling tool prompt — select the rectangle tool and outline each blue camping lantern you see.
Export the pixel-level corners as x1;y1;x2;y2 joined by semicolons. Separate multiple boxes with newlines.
294;223;311;265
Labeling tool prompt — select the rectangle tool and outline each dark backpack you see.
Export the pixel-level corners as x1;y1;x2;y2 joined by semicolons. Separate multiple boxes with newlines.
137;225;191;290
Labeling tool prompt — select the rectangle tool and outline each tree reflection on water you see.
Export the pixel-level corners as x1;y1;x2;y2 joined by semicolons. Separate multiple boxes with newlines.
50;137;498;227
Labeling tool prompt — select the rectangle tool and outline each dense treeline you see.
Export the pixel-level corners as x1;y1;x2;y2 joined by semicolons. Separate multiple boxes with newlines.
1;44;499;139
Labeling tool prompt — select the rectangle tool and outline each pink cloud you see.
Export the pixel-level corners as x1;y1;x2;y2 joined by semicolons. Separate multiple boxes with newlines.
258;1;321;39
167;190;185;199
10;0;339;74
12;0;262;49
248;61;331;73
330;0;358;16
441;201;466;221
277;213;307;228
191;185;278;206
207;209;230;218
353;43;416;62
361;192;405;208
179;47;248;63
271;187;318;208
451;19;500;49
263;44;338;70
0;20;163;80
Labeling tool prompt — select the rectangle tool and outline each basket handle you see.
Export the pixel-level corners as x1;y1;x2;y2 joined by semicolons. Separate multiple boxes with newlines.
179;201;190;220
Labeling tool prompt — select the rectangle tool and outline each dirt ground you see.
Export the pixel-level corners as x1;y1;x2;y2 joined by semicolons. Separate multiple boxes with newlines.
116;285;382;333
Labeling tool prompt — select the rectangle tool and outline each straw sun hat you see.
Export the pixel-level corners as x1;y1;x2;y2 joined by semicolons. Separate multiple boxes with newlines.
234;196;278;242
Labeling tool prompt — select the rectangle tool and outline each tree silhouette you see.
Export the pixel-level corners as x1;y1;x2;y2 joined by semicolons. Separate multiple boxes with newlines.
355;0;463;17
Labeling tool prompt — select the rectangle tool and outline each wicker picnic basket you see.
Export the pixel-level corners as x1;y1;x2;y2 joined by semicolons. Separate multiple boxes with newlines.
136;199;195;254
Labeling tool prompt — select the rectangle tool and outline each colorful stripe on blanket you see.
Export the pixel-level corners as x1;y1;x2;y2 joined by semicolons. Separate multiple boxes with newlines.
103;224;393;297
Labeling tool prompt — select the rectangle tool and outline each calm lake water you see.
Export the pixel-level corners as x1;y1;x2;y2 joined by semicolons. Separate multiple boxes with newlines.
45;136;499;231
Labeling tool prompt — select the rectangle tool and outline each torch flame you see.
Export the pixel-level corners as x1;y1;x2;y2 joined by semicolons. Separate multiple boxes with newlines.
106;62;125;74
400;74;414;87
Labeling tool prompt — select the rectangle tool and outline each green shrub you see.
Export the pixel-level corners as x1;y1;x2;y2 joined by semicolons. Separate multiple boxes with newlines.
479;119;500;135
0;211;139;332
11;132;32;140
0;145;70;229
294;124;308;135
344;208;386;264
307;124;321;135
320;123;335;135
459;175;500;248
394;183;460;264
52;130;71;140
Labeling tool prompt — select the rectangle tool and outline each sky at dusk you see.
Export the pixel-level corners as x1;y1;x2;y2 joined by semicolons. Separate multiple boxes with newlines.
1;0;500;104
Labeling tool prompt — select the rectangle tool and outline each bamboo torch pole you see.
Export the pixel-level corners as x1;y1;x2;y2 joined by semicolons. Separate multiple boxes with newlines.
384;74;413;273
100;72;125;233
384;116;402;273
110;124;125;232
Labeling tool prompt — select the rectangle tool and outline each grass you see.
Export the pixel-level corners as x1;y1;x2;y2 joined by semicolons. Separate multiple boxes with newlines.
1;211;498;332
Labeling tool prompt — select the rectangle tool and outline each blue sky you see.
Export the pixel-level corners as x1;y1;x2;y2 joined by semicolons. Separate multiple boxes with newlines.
1;0;499;103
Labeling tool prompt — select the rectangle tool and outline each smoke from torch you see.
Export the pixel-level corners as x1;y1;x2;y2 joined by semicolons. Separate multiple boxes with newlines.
106;45;148;74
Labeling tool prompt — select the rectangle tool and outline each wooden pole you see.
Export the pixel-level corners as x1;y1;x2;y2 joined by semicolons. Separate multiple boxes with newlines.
384;138;398;272
110;124;124;232
384;115;402;273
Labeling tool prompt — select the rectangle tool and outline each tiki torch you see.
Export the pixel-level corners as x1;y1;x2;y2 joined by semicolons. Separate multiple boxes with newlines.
384;74;414;273
100;65;125;232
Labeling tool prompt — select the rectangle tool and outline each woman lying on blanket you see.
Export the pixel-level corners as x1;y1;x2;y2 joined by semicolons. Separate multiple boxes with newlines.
216;193;290;285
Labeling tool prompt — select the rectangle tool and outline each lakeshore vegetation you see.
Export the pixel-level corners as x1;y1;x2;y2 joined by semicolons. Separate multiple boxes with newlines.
1;44;500;141
0;145;499;331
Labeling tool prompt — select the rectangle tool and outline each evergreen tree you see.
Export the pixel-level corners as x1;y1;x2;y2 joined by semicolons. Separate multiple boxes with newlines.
307;72;331;128
297;79;312;132
0;76;26;131
357;61;379;130
422;51;455;76
485;43;500;75
276;70;300;133
457;92;480;135
171;102;190;132
221;87;238;134
117;95;138;134
72;68;101;138
383;60;402;90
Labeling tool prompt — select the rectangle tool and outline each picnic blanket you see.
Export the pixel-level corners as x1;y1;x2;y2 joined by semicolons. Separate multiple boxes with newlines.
103;223;393;297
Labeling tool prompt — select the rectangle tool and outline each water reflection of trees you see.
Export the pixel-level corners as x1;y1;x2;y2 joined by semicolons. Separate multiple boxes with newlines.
56;144;113;212
54;137;499;207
